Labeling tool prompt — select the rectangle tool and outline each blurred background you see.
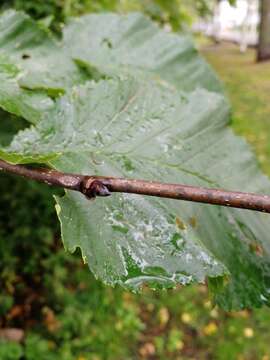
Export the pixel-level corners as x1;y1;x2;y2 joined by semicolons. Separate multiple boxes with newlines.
0;1;270;359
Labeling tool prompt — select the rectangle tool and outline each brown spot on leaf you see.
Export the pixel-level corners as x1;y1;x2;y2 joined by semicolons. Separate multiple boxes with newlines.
176;217;186;230
249;243;264;256
189;216;197;228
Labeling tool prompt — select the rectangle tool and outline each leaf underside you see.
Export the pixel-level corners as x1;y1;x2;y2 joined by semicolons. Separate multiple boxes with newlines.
0;10;270;310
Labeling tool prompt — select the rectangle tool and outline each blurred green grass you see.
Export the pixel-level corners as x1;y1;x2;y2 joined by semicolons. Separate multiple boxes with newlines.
203;42;270;177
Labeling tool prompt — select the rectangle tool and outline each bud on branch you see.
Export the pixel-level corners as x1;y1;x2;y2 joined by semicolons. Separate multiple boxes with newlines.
0;159;270;213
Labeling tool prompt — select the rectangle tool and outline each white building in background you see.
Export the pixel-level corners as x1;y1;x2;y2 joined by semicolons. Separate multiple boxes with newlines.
195;0;259;51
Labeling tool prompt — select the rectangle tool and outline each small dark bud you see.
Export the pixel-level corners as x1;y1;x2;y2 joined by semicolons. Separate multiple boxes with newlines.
94;182;111;197
83;179;111;199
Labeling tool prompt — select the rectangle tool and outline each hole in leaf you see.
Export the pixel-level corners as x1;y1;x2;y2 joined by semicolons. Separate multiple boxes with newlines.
21;54;31;60
102;38;113;49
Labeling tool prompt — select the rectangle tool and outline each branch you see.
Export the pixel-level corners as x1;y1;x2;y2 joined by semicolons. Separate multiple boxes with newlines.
0;159;270;213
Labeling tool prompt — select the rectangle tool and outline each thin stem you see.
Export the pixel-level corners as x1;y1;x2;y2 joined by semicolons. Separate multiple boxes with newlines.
0;159;270;213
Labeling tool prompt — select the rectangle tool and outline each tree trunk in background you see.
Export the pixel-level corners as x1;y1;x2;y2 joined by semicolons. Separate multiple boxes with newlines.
257;0;270;61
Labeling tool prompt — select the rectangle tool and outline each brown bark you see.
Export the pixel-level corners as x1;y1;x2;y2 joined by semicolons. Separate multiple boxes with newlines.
257;0;270;61
1;159;270;213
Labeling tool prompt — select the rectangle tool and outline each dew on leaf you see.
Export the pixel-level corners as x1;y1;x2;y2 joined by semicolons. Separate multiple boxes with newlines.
197;251;214;266
185;253;193;262
171;272;193;285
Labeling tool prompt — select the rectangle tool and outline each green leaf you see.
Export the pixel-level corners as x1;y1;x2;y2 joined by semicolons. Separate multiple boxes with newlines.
4;78;227;286
1;11;270;310
0;54;54;124
63;12;223;93
2;76;270;310
0;10;86;93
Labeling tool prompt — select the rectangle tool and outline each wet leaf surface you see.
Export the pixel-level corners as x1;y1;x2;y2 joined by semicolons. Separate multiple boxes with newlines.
0;11;270;309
